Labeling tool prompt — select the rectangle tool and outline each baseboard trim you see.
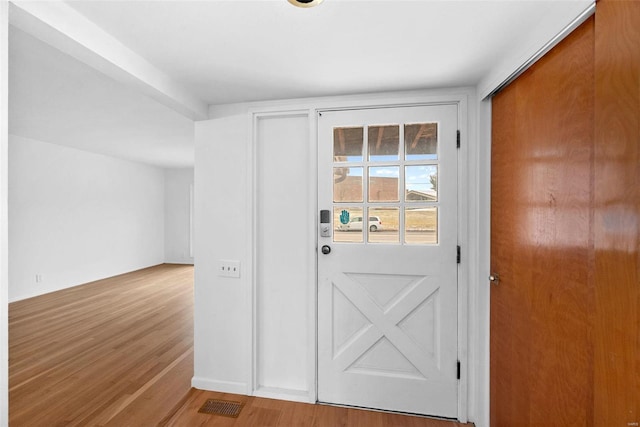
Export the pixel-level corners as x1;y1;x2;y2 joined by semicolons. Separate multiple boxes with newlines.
253;386;313;403
191;377;247;395
163;260;194;266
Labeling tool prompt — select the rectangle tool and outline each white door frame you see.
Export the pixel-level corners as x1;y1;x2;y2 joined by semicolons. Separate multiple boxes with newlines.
246;90;472;423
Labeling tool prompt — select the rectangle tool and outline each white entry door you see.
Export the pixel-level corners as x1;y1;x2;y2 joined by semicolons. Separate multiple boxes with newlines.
317;105;459;418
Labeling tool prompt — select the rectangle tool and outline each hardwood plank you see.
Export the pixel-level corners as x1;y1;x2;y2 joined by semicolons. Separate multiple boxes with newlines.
9;264;194;426
104;358;193;426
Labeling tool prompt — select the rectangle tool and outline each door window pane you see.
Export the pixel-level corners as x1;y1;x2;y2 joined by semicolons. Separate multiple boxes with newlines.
334;127;364;162
368;166;399;202
368;125;399;161
405;165;438;202
330;120;444;246
368;207;399;244
405;207;438;244
334;167;363;202
405;123;437;160
334;207;363;243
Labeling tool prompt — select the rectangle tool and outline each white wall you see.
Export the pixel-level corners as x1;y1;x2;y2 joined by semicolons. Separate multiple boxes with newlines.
193;113;251;394
164;168;194;264
8;135;165;302
193;108;316;400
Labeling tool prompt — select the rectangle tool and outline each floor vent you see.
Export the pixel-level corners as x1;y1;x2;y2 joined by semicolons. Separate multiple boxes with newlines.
198;399;244;418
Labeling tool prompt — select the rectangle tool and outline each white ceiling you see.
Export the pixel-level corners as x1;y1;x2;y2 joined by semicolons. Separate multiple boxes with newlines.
8;0;593;168
67;0;547;104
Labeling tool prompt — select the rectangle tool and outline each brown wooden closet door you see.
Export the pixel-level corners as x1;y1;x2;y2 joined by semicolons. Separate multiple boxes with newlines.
594;0;640;425
490;18;594;427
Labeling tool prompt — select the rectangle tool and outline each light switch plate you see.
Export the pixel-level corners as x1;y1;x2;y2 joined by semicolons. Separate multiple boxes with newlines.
218;260;240;278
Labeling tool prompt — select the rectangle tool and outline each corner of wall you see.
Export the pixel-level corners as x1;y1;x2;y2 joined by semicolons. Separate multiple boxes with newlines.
8;136;166;302
1;1;9;424
163;167;195;265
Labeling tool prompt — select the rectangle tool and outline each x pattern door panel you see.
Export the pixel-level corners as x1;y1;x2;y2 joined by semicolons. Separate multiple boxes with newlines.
332;272;441;380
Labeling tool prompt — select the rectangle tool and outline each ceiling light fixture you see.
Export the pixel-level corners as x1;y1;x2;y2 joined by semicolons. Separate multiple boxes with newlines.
288;0;324;8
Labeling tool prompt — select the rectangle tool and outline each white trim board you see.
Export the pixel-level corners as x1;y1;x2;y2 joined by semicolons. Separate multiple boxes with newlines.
191;377;247;395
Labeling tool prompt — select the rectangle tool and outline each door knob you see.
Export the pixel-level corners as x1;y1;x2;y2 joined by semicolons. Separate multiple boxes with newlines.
489;273;500;284
321;245;331;255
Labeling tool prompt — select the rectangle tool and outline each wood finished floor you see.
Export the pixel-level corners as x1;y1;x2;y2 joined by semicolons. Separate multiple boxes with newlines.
9;264;195;426
9;264;472;427
161;389;472;427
